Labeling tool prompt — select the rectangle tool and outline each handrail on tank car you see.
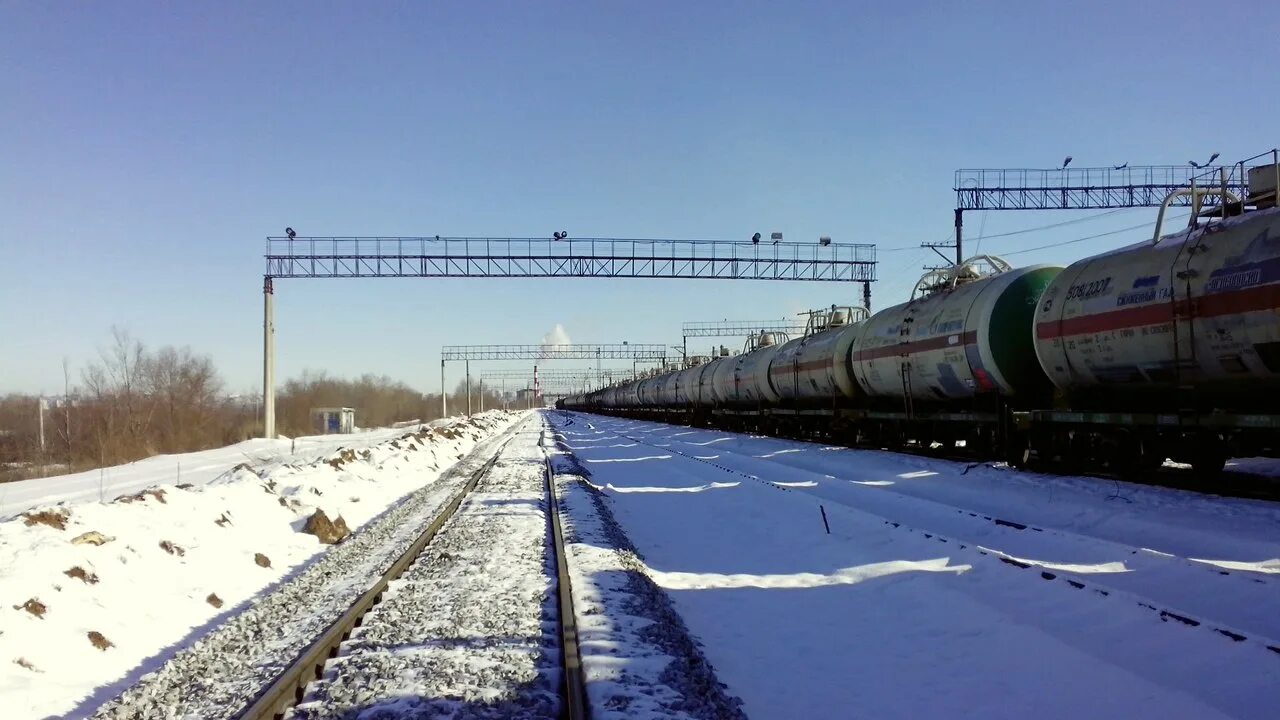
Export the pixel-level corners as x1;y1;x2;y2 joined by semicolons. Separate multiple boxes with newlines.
911;255;1013;299
798;305;870;336
1151;186;1240;245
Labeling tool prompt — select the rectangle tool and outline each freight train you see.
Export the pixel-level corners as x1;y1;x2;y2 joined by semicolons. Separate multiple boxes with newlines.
559;160;1280;477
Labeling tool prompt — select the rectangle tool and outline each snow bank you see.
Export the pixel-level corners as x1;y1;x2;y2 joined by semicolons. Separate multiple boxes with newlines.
0;424;463;520
0;411;521;720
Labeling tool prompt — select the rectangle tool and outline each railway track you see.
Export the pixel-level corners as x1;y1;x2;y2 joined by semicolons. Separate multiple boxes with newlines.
236;420;587;720
587;414;1280;647
611;413;1280;502
551;412;1280;717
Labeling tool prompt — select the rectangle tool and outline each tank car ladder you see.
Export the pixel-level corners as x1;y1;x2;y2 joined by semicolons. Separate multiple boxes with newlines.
1156;181;1240;412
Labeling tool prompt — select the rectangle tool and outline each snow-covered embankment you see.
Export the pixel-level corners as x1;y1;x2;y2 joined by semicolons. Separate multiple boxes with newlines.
0;410;521;720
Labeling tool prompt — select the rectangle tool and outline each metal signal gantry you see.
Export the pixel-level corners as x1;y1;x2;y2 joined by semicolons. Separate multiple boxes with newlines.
261;234;877;438
681;319;810;337
478;368;600;379
441;344;668;417
679;319;809;360
266;236;877;283
942;162;1258;266
441;343;667;361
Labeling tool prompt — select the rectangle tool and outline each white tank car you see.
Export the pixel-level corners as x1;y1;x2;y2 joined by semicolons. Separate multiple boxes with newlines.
700;355;731;405
769;307;867;402
708;353;741;405
722;333;783;406
1034;207;1280;396
664;368;683;406
674;359;712;406
850;258;1063;402
637;375;663;407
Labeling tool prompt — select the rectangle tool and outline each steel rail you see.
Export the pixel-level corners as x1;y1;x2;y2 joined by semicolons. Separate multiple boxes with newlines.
542;428;590;720
235;426;522;720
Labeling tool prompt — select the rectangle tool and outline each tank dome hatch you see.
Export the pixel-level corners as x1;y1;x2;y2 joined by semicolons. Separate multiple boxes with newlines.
744;329;788;352
800;304;870;335
911;254;1013;299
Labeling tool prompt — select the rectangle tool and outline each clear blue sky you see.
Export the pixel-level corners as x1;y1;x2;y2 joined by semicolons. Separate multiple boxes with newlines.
2;1;1277;396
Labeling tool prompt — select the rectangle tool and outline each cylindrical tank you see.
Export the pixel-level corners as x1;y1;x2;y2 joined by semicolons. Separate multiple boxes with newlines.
770;317;865;403
708;354;738;405
850;263;1062;401
1033;210;1280;399
698;356;727;405
734;333;783;405
636;375;660;407
656;369;681;407
674;360;711;406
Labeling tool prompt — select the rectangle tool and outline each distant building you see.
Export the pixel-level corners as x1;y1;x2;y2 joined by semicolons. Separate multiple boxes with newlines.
311;407;356;434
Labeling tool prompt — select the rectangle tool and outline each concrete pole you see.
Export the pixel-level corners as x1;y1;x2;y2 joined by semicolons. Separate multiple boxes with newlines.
479;379;484;412
263;276;276;439
37;397;46;455
465;359;472;416
440;358;447;418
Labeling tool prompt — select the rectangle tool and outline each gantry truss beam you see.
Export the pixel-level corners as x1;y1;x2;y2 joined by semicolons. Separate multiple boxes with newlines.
266;237;877;282
441;343;667;361
954;164;1252;210
681;319;809;338
479;368;600;379
480;368;641;380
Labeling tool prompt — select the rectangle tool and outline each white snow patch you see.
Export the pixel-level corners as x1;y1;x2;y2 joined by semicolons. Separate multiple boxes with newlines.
0;411;520;720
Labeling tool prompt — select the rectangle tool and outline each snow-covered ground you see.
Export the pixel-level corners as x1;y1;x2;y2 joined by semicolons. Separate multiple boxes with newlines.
547;411;1280;720
295;415;745;720
0;420;462;520
0;411;521;720
546;426;745;720
293;418;558;719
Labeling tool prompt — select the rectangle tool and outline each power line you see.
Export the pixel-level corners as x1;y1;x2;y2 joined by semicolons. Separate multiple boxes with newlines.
974;208;1133;241
1001;213;1190;257
881;209;1130;254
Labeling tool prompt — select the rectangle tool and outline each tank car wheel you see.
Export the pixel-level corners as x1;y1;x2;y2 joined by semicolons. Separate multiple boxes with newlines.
1190;435;1227;479
1003;433;1031;468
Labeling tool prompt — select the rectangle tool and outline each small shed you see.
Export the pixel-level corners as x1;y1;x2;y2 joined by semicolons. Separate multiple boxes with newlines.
311;407;356;434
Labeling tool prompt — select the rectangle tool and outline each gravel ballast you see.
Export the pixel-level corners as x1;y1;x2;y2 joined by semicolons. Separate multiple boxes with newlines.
93;415;525;720
292;423;559;719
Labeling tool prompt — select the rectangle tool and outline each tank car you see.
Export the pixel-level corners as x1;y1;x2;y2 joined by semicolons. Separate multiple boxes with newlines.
733;332;784;406
706;351;738;405
850;258;1062;403
1035;207;1280;406
769;306;867;405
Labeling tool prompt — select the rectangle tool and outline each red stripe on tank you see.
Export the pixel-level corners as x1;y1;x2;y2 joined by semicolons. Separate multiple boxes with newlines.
1035;283;1280;340
852;331;978;361
769;358;831;375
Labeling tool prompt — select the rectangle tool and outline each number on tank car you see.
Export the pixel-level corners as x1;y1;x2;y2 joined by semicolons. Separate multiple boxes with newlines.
1066;276;1113;301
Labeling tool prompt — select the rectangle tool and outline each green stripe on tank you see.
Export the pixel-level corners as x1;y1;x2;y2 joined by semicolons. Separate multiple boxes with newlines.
989;267;1061;394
